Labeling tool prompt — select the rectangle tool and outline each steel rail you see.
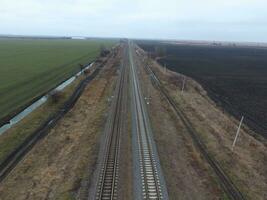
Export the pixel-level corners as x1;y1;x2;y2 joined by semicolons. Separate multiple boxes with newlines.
142;57;245;200
129;43;164;199
95;47;127;200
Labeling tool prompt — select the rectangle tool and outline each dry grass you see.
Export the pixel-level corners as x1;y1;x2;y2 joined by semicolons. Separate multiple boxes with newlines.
135;52;224;199
150;58;267;200
0;51;120;200
0;77;82;164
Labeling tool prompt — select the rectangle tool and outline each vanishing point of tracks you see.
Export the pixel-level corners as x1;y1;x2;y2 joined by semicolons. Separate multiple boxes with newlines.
94;42;168;200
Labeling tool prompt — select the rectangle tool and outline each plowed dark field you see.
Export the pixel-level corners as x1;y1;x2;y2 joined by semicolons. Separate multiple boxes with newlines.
137;40;267;138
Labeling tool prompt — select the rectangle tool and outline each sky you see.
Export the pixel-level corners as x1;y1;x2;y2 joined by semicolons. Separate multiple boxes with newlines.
0;0;267;42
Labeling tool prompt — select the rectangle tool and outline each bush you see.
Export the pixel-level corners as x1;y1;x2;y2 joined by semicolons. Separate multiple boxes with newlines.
100;45;110;57
49;90;63;104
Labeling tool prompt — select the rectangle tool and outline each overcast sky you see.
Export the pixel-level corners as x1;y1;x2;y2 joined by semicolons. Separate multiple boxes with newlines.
0;0;267;42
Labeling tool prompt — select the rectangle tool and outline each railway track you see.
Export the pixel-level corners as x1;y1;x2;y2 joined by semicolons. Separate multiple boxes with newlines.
142;56;245;200
129;42;168;200
94;48;128;200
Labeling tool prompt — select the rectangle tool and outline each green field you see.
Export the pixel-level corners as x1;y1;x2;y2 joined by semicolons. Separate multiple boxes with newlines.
0;38;115;122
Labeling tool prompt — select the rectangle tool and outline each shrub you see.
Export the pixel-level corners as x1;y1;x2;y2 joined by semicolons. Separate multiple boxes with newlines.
49;90;63;104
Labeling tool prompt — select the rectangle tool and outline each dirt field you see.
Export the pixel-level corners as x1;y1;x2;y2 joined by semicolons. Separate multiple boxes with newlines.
134;50;225;199
146;55;267;199
0;48;121;200
137;40;267;138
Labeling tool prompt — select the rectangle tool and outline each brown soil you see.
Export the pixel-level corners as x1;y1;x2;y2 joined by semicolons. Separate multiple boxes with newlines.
147;54;267;200
134;50;224;199
0;49;121;200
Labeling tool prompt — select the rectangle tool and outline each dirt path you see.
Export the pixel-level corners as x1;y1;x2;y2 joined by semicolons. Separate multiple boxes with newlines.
0;49;121;200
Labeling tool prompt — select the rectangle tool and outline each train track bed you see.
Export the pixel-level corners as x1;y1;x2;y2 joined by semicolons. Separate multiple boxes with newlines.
89;46;129;200
132;44;252;199
141;56;267;199
129;43;169;200
134;42;267;200
134;43;266;199
143;61;247;200
134;50;229;199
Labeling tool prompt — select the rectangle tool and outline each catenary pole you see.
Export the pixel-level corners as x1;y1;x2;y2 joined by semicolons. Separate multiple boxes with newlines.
181;76;186;93
232;116;244;151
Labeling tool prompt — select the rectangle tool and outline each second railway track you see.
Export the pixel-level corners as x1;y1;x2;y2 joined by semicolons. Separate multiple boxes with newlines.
93;42;169;200
94;47;128;200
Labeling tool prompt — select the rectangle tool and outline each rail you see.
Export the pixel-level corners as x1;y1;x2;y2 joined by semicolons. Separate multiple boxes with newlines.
143;59;245;200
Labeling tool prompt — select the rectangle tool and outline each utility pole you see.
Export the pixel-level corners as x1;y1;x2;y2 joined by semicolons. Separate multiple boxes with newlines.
164;64;166;75
181;76;186;93
232;116;244;151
